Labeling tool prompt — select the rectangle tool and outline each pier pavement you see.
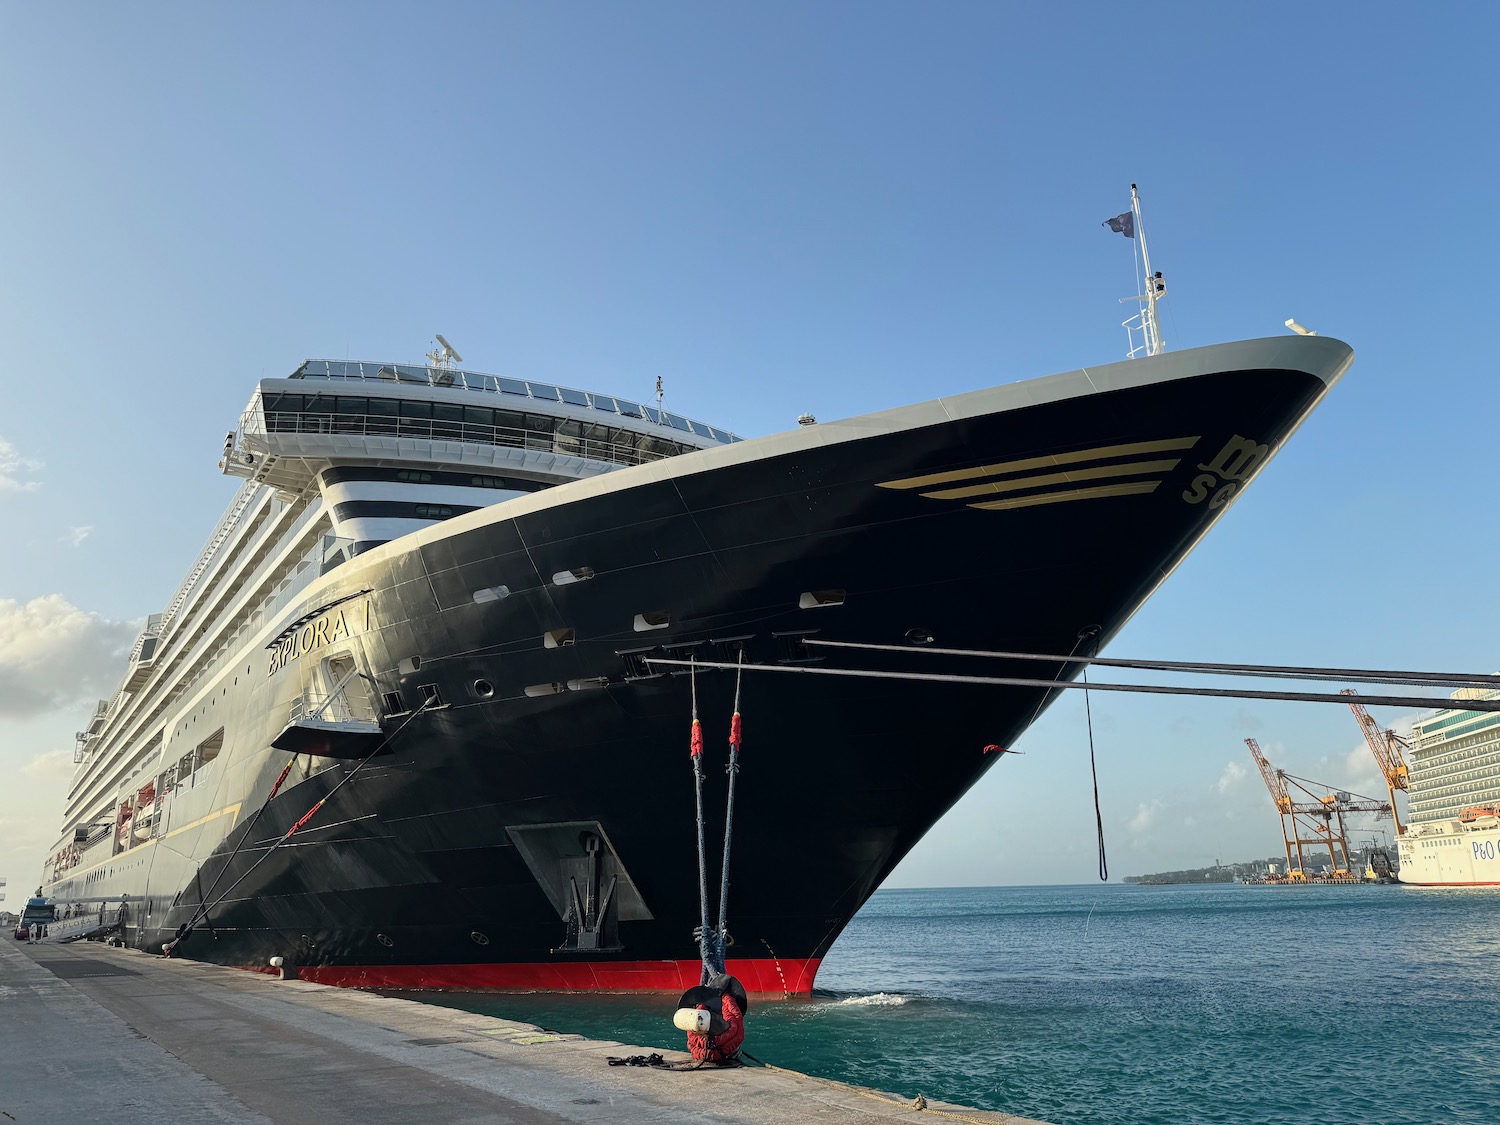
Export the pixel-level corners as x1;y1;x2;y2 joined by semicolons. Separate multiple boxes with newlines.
1;937;1047;1125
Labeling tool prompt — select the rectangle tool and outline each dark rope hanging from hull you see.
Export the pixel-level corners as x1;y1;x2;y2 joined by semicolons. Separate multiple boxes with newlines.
1078;627;1108;882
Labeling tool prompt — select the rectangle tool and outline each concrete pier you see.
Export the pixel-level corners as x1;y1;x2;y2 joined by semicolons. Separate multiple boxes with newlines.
1;938;1048;1124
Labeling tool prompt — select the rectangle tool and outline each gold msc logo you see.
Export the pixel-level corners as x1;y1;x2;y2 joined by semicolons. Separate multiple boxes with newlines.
1180;434;1270;510
876;436;1201;512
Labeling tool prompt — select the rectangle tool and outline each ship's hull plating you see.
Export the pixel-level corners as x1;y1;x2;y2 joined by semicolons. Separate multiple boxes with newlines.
49;343;1349;991
1398;822;1500;886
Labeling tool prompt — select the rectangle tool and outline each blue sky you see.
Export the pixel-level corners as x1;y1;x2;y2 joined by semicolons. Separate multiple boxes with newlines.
2;3;1497;890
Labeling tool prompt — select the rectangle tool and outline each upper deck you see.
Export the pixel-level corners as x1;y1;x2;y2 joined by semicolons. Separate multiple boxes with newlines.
289;360;742;444
224;359;743;495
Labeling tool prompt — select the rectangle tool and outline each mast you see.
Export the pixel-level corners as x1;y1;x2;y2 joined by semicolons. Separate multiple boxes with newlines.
1119;183;1167;359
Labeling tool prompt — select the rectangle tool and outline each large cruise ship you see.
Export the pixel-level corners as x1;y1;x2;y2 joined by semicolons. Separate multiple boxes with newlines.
1397;689;1500;885
42;334;1354;991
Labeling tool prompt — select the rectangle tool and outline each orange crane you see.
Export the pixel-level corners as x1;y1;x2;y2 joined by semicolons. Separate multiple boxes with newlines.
1245;739;1393;881
1342;689;1411;834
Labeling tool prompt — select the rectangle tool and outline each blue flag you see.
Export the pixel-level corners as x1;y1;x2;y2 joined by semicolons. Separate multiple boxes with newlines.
1102;211;1134;238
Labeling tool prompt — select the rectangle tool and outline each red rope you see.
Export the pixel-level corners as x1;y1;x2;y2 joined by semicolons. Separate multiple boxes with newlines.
267;759;296;801
287;799;326;838
690;719;704;758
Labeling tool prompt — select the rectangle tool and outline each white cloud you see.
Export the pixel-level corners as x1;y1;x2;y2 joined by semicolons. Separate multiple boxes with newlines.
1217;760;1248;793
1129;800;1163;833
21;749;75;779
0;595;138;718
62;526;92;548
0;436;42;493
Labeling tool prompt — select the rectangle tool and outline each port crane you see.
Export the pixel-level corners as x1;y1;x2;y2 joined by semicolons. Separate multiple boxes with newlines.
1342;689;1411;834
1245;738;1393;881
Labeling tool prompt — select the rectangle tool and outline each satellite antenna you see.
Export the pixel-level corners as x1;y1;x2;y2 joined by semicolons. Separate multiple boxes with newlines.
655;376;665;426
427;334;463;369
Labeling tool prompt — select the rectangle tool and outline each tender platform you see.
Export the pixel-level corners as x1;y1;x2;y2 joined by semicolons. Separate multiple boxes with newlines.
1;939;1048;1124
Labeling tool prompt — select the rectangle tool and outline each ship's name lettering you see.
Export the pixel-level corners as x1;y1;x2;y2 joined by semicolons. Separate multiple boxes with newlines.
1474;840;1497;862
268;601;369;676
1181;434;1270;509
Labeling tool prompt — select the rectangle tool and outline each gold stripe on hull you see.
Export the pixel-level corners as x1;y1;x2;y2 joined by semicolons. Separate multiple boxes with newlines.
877;436;1199;491
921;457;1183;501
969;480;1162;511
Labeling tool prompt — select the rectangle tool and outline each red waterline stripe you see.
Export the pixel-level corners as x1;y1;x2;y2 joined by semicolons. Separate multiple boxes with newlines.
235;957;821;995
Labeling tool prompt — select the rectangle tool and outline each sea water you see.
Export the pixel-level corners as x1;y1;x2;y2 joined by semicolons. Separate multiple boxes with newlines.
408;884;1500;1124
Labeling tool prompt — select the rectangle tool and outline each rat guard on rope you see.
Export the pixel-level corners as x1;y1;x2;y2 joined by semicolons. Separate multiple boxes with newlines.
673;655;749;1064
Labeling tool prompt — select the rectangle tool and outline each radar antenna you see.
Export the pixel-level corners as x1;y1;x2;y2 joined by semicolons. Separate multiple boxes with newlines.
1115;184;1166;359
427;334;463;369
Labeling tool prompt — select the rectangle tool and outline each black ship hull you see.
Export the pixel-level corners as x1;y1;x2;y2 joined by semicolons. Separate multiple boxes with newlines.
51;340;1350;992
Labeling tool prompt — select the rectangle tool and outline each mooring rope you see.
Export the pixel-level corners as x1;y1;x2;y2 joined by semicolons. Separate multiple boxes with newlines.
712;652;746;975
182;754;300;926
689;658;714;981
802;639;1500;690
175;697;435;940
1079;630;1108;882
642;657;1500;712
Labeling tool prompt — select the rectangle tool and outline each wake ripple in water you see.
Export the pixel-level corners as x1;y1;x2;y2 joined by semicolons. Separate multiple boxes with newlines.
833;992;909;1007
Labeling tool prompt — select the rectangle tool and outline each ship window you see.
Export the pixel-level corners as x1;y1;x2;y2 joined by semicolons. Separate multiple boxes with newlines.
464;405;494;426
664;412;690;432
641;406;661;424
557;387;587;407
688;420;712;438
381;691;405;714
527;383;560;401
397;470;434;484
198;728;224;766
432;402;463;422
472;585;510;603
472;679;495;699
414;505;457;519
399;400;432;418
617;401;644;418
366;397;399;416
592;395;618;413
419;684;444;706
498;377;529;396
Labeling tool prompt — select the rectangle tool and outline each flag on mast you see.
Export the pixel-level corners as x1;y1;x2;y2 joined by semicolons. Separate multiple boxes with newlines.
1102;211;1134;238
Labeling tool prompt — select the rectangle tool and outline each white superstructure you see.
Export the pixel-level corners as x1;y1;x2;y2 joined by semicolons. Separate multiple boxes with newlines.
1397;687;1500;886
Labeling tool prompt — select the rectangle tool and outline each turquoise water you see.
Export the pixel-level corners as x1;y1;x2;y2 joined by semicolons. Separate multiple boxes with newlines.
405;884;1500;1124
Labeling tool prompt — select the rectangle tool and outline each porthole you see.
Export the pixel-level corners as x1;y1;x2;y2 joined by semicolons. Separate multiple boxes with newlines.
905;628;935;645
473;679;495;699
